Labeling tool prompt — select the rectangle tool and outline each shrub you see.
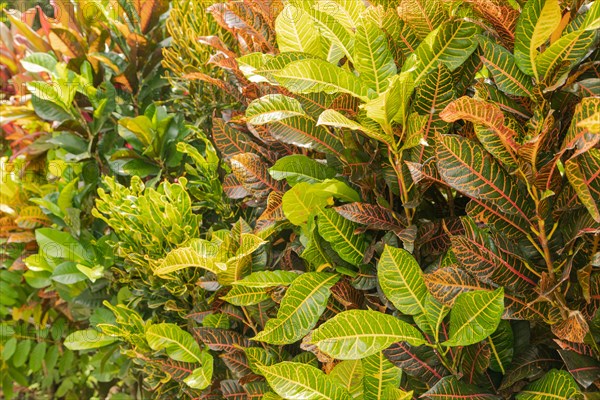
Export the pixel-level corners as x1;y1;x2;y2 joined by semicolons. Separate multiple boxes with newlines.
2;0;600;399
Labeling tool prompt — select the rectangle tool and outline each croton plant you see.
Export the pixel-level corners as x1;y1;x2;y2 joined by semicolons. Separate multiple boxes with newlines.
2;0;600;398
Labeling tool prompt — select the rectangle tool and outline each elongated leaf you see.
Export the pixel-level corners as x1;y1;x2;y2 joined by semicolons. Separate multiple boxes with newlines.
384;342;447;386
425;267;489;306
451;218;538;292
362;352;402;400
231;153;283;200
257;362;352;400
407;21;479;83
318;208;367;266
213;118;256;159
334;202;404;231
184;352;213;390
558;349;600;388
436;135;532;220
330;359;364;399
221;285;270;306
443;287;504;347
397;0;446;40
275;6;324;57
246;94;307;125
565;149;600;223
253;272;339;344
146;323;203;363
514;0;561;77
317;109;392;145
233;271;300;288
478;36;534;97
355;18;397;93
155;240;222;276
269;155;337;185
269;115;345;156
64;329;117;350
423;376;500;400
378;245;428;315
308;309;426;360
274;59;372;101
562;97;600;153
489;320;514;374
500;346;562;390
535;29;595;85
460;342;491;384
516;369;582;400
193;328;251;352
307;8;355;63
440;97;519;167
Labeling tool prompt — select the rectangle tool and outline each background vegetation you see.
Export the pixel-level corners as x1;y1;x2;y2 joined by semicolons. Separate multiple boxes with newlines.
1;0;599;398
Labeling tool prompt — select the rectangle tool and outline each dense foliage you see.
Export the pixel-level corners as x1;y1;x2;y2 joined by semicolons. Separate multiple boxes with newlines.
1;0;600;398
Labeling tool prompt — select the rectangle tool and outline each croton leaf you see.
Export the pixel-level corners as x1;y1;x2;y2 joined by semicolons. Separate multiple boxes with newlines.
334;202;404;232
362;352;402;400
269;154;337;186
268;115;345;156
377;245;428;316
565;149;600;223
436;134;532;220
514;0;561;78
275;6;324;57
318;207;368;266
246;94;307;125
253;272;339;344
330;359;364;399
307;309;426;360
220;285;270;306
257;362;353;400
354;17;397;94
423;376;500;400
516;369;582;400
233;271;300;288
443;287;504;347
384;342;448;386
146;323;204;363
231;153;283;200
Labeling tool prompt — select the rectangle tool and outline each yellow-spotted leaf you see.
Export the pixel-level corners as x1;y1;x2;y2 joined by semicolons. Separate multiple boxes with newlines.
308;309;426;360
565;149;600;222
253;272;339;344
443;288;504;347
377;245;428;316
257;362;353;400
146;323;203;363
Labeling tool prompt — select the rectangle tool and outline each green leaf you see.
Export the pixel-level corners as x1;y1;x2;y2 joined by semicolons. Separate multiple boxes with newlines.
307;8;356;63
330;360;364;399
146;323;203;363
184;352;213;390
274;59;372;101
12;340;31;367
35;228;90;264
257;362;353;400
362;352;402;400
308;309;426;360
155;240;223;276
275;6;324;57
283;182;334;226
221;285;270;306
317;109;392;145
318;207;367;266
269;155;337;185
488;320;514;374
535;29;595;85
406;21;479;83
516;369;582;400
253;272;339;344
355;18;397;93
363;72;415;132
233;270;300;288
478;36;534;97
246;94;307;125
377;245;428;315
51;262;87;284
514;0;562;77
443;288;504;347
423;376;500;400
29;342;47;373
64;329;117;350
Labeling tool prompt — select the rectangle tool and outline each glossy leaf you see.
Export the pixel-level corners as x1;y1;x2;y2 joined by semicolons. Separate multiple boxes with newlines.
146;323;203;363
308;309;426;360
355;18;397;93
443;287;504;347
516;369;582;400
246;94;307;125
362;352;402;400
253;272;339;344
377;245;428;315
318;208;368;266
423;376;500;400
269;155;337;185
